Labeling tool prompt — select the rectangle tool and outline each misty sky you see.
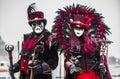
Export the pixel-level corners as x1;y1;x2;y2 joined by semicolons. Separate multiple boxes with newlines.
0;0;120;58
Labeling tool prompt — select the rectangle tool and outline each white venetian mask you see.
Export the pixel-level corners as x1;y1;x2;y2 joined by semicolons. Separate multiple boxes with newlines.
31;22;44;34
73;26;85;37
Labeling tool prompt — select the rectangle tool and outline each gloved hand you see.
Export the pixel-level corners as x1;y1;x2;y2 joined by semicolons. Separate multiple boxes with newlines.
28;60;43;75
65;60;82;75
99;63;106;73
28;60;50;75
9;63;19;74
70;64;82;74
9;66;15;75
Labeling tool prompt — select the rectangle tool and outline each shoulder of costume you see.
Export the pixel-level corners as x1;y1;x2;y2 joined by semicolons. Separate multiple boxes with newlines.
43;29;51;36
41;29;51;40
23;32;33;41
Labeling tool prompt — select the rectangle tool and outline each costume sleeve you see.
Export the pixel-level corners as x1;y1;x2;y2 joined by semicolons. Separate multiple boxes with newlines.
46;39;59;70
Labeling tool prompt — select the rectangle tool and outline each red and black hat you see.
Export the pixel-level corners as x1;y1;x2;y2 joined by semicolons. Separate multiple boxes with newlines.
69;14;91;31
52;4;111;54
27;3;47;26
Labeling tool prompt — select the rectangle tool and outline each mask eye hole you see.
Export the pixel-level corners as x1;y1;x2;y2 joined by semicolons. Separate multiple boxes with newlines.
32;23;37;26
39;22;44;26
37;22;41;25
31;23;37;28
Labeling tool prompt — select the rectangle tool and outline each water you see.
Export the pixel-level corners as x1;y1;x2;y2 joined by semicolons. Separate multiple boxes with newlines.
0;72;10;79
0;65;120;79
109;65;120;79
0;72;18;79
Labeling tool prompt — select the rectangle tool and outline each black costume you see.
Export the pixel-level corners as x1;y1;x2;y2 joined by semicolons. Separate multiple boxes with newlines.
9;3;58;79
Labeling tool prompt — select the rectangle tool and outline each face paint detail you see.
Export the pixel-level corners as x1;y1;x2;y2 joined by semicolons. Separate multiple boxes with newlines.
31;22;44;34
73;26;85;37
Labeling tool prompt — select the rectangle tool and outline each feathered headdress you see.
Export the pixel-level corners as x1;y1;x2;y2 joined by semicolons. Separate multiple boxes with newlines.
52;4;111;54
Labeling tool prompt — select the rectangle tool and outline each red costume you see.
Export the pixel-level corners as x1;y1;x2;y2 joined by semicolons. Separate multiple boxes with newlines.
52;4;112;79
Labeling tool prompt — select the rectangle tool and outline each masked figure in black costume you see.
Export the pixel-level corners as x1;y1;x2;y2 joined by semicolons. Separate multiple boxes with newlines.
9;3;58;79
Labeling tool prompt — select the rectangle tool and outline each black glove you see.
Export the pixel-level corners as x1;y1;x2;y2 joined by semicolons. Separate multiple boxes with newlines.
65;61;82;75
28;60;50;75
28;60;42;75
69;64;82;75
9;66;14;75
99;63;106;73
9;62;19;74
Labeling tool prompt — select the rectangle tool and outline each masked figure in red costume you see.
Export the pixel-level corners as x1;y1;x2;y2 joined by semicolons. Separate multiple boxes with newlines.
52;4;112;79
9;3;58;79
